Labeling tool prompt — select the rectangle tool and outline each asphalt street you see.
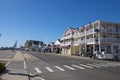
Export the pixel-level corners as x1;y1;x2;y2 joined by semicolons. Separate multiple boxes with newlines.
1;50;120;80
21;51;120;80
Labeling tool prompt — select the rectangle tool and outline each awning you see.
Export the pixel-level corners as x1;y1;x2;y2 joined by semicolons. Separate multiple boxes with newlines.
60;44;70;48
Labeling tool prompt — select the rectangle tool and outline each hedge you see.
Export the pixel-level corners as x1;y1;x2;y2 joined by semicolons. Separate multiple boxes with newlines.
0;62;6;73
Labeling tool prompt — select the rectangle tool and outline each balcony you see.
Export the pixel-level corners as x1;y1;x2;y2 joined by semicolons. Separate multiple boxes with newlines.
100;27;120;34
100;38;120;42
80;39;85;43
86;29;93;34
79;32;85;36
61;41;72;45
74;41;79;44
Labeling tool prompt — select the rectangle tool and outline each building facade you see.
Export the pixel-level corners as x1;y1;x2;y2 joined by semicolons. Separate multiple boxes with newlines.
60;28;75;55
24;40;43;51
60;20;120;59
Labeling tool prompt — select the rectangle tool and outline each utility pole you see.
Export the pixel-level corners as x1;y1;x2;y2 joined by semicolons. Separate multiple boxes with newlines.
0;33;1;48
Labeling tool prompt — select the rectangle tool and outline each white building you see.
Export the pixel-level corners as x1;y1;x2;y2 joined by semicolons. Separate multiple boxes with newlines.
60;20;120;60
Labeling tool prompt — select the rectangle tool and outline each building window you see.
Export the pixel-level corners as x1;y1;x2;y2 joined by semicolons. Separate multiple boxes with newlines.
116;27;119;32
113;46;119;53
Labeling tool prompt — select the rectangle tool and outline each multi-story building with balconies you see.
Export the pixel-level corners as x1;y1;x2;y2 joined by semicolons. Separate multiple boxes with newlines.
60;20;120;60
60;28;75;55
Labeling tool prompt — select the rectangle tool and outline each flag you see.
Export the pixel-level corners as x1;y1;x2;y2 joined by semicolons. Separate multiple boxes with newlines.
76;28;79;32
89;22;92;28
13;40;17;49
71;29;74;34
82;25;85;31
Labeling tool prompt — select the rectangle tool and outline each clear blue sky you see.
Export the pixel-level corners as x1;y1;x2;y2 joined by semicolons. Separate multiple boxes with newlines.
0;0;120;47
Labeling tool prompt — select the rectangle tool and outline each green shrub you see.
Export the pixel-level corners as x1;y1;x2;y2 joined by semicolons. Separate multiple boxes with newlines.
0;62;6;73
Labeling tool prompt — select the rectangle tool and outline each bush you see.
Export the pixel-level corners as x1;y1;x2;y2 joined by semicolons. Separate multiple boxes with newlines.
0;62;6;73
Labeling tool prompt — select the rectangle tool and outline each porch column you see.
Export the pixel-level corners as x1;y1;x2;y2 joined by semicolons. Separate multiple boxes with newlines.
93;23;95;53
111;44;113;53
98;21;101;52
85;26;87;52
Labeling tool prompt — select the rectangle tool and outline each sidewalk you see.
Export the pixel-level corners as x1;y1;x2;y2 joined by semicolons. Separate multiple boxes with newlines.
0;51;29;80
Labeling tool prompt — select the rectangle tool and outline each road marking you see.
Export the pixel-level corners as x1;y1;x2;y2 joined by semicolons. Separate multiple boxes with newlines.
72;65;85;69
87;64;101;68
109;63;120;66
93;63;108;67
32;77;45;80
80;64;93;68
55;66;65;71
5;60;11;67
106;63;116;67
45;67;54;72
64;65;75;70
34;67;42;73
24;60;27;69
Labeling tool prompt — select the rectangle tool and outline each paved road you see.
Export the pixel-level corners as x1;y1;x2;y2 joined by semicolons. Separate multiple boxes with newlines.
22;51;120;80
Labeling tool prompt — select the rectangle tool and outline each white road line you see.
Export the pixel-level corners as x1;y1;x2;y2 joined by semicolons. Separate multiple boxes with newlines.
55;66;65;71
24;61;27;69
64;65;75;70
94;63;108;67
5;60;11;67
80;64;93;68
45;67;54;72
32;77;45;80
87;64;101;68
34;67;42;73
106;63;116;67
109;63;120;66
72;65;85;70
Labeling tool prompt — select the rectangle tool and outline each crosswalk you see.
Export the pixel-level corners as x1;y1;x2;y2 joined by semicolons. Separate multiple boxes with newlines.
32;62;120;74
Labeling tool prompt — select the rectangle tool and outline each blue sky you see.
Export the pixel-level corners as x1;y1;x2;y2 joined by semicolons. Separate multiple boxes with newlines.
0;0;120;47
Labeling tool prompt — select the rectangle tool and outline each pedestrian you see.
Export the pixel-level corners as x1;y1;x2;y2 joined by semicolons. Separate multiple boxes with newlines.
44;50;45;54
89;52;93;59
93;51;96;59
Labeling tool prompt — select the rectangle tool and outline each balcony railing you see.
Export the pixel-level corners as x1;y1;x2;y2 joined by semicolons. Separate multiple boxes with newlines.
100;38;120;42
100;28;120;34
86;29;93;34
79;32;85;36
80;40;85;43
74;41;79;44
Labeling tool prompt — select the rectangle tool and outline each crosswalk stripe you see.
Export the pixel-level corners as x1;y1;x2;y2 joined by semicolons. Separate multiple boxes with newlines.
72;65;85;69
106;63;116;67
55;66;65;71
87;64;101;68
80;64;93;68
64;65;75;70
93;63;108;67
34;67;42;73
109;63;120;66
45;67;54;72
108;64;116;67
